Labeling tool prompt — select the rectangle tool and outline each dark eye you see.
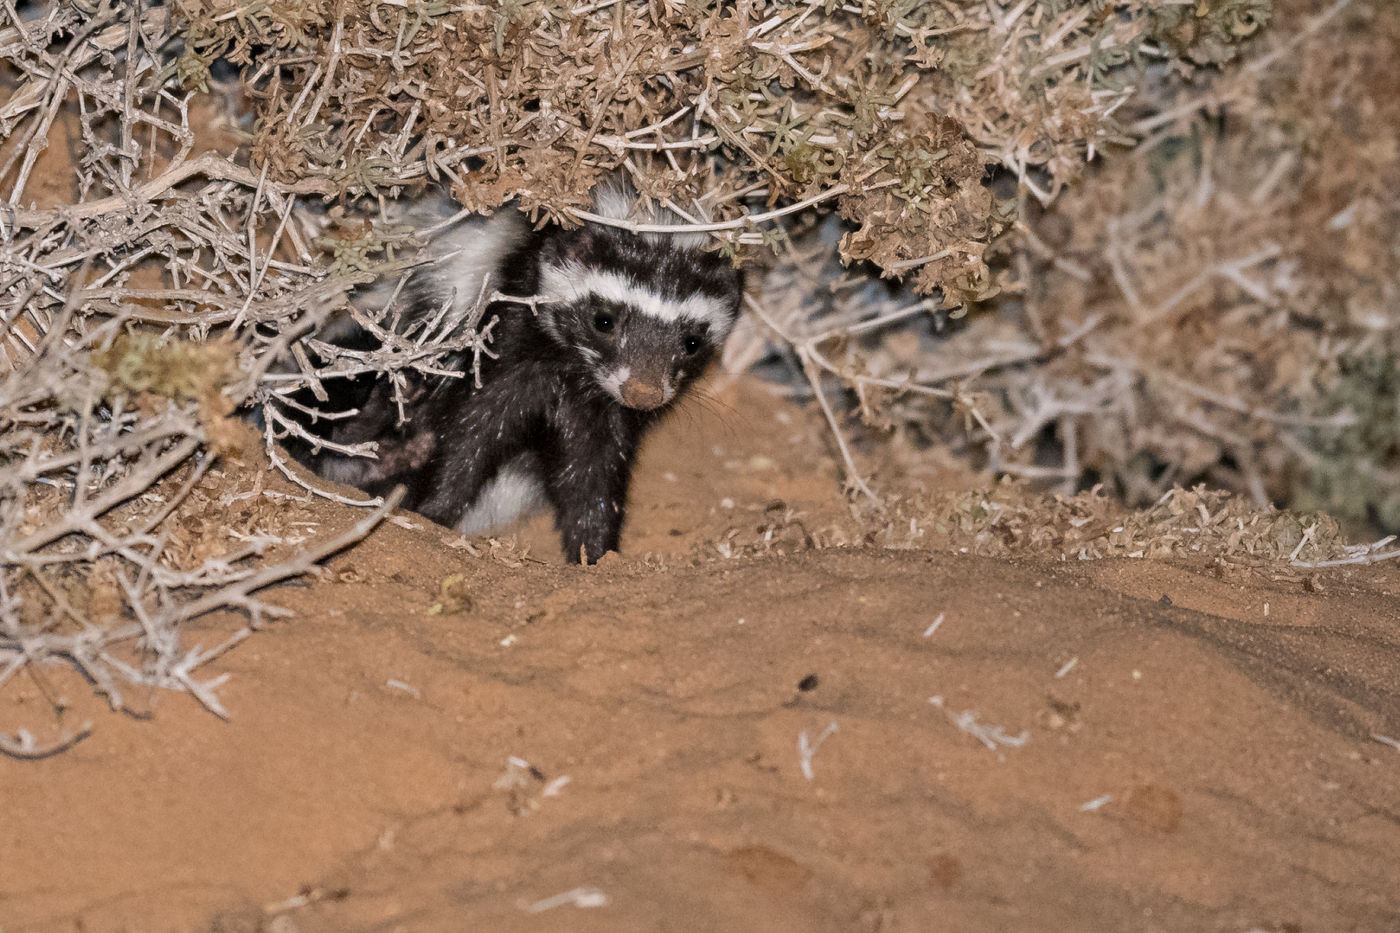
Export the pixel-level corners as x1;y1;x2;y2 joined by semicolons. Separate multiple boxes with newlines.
593;311;614;333
682;335;704;356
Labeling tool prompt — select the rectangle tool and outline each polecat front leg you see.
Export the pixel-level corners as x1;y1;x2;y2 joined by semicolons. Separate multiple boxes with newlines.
541;408;645;563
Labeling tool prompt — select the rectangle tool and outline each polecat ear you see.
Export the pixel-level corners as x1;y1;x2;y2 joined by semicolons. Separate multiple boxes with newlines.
538;224;604;268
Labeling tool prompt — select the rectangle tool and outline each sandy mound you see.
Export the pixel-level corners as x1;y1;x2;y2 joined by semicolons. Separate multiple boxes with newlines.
4;382;1399;933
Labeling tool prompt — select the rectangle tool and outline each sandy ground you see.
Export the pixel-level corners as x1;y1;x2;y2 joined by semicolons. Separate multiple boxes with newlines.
3;379;1400;933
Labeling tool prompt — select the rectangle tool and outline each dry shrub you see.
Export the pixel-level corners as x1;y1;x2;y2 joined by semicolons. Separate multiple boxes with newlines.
1001;0;1400;521
740;0;1396;532
164;0;1134;303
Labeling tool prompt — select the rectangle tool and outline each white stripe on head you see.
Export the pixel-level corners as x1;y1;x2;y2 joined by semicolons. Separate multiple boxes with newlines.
540;262;730;329
593;182;710;251
594;184;635;224
425;210;527;320
642;226;710;252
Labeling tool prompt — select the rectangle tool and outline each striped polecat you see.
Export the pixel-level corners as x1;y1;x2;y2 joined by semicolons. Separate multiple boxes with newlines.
292;184;744;563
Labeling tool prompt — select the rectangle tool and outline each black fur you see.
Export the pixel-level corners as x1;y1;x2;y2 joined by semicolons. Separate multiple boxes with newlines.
290;206;743;563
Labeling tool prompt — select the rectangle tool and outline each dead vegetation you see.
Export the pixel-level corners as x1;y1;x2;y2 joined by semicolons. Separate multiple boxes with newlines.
712;481;1394;570
1;0;1395;745
735;0;1399;524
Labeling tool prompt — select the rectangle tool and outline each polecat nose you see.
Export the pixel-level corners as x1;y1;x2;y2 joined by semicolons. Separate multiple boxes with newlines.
620;378;666;410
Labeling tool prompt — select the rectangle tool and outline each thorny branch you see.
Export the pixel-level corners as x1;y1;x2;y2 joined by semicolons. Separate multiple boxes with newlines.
0;0;442;743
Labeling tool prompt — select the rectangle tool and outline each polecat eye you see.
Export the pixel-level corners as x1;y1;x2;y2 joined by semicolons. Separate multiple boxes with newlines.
593;311;615;333
682;335;703;355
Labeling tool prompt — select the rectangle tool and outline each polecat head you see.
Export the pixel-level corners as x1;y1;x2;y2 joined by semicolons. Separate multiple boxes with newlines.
534;187;743;411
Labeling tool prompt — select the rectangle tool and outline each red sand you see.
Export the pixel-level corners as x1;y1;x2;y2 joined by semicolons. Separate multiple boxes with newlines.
4;381;1399;932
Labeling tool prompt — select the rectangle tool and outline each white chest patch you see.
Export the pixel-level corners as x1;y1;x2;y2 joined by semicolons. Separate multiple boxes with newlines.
457;456;548;534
